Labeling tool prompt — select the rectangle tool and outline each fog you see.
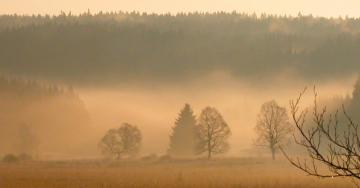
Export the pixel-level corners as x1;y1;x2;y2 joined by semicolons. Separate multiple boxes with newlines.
79;73;356;156
0;69;356;159
1;12;360;160
2;7;360;188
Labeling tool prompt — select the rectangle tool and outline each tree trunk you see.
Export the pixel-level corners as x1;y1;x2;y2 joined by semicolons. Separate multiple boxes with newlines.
207;149;212;160
271;148;276;160
116;153;121;160
207;126;212;160
207;138;212;160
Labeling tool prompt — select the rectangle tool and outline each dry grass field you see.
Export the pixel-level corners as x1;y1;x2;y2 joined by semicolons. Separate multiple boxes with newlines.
0;158;353;188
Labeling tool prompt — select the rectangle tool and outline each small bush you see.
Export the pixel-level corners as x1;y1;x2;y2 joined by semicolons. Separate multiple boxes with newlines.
2;154;19;163
18;153;33;161
158;154;172;162
141;154;158;161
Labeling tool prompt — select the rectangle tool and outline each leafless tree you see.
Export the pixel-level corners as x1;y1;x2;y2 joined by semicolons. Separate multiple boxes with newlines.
197;107;231;159
18;123;39;157
255;100;292;160
281;87;360;186
99;123;142;160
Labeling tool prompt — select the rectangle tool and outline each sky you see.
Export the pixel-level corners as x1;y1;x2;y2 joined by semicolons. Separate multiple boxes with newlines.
1;0;360;17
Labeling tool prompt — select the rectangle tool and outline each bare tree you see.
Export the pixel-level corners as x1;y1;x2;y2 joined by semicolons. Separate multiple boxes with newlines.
99;123;142;160
255;100;292;160
17;123;39;157
197;107;231;159
281;87;360;185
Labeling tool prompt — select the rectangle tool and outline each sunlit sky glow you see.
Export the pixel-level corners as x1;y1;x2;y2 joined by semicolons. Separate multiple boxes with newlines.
2;0;360;17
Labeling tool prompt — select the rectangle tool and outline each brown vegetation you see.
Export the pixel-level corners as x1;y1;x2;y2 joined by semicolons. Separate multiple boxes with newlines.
0;159;352;188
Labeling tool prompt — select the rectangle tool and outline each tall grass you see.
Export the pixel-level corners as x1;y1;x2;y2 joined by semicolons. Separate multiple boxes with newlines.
0;158;353;188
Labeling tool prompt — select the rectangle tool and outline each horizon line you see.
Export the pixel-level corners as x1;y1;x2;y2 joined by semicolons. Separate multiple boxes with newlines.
0;10;359;19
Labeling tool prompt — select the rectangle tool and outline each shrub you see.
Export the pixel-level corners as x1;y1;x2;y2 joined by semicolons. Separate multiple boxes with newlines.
18;153;33;161
2;154;19;163
158;154;172;162
141;154;158;161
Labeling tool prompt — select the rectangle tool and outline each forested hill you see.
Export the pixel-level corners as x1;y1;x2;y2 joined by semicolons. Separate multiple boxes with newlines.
0;76;92;157
0;12;360;85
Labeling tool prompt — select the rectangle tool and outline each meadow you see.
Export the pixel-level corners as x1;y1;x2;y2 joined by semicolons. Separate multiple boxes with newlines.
0;158;352;188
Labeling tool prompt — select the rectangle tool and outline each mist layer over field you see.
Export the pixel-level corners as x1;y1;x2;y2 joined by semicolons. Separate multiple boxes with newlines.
0;13;359;159
79;73;356;156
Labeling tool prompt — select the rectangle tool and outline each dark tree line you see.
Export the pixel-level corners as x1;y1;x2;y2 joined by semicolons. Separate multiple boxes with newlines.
0;12;360;85
0;75;77;99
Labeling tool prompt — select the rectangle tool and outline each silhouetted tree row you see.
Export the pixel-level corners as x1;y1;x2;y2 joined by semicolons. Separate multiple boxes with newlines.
99;77;360;161
2;11;360;35
0;12;360;84
0;75;77;100
100;104;231;160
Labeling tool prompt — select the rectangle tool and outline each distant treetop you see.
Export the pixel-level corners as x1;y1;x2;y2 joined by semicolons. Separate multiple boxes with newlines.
0;12;359;85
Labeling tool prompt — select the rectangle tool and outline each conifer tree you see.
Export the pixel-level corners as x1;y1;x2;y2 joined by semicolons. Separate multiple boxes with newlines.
168;103;198;157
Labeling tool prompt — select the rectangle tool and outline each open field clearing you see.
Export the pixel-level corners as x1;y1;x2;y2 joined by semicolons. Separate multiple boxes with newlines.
1;5;360;188
0;158;352;188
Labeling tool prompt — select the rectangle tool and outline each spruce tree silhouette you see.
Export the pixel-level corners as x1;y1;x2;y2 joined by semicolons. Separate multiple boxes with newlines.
168;103;198;157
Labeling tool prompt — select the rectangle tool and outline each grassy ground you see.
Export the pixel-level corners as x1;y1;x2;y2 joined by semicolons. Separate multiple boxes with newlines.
0;158;353;188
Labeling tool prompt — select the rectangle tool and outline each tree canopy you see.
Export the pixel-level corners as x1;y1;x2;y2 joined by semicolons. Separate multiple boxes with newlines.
168;103;198;157
255;100;292;160
0;12;359;85
197;107;231;159
99;123;142;159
